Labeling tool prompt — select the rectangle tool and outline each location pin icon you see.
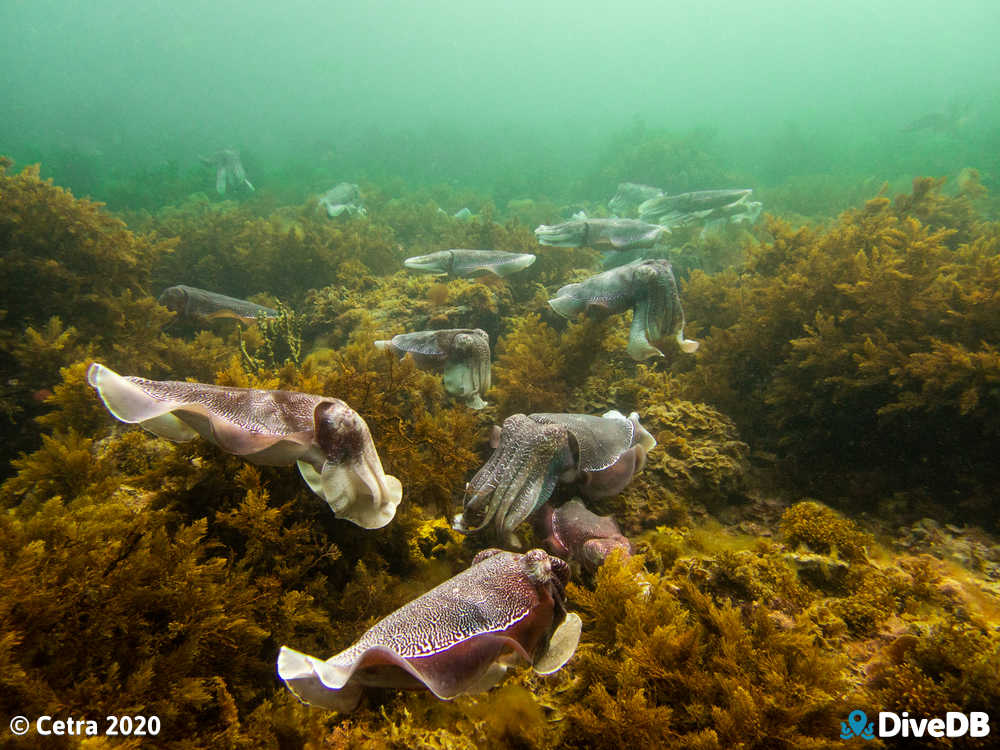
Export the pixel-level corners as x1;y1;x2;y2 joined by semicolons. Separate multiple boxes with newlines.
848;710;867;737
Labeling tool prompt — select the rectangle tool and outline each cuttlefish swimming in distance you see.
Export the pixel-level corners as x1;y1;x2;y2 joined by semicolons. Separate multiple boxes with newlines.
638;189;753;227
319;182;366;218
548;258;699;360
608;182;664;217
200;148;254;194
403;249;536;278
157;285;279;326
534;218;669;250
375;329;491;409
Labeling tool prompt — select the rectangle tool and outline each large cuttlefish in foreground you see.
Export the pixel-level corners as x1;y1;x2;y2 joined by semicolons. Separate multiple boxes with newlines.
278;548;581;712
548;258;699;360
454;410;654;546
87;363;401;528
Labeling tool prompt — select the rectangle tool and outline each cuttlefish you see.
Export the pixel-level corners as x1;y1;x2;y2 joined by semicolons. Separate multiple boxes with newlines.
319;182;366;218
548;258;699;360
199;148;254;195
87;363;401;528
536;499;632;573
454;410;655;545
375;329;491;409
638;188;752;227
278;548;582;712
157;285;279;325
608;182;663;217
403;249;536;278
534;218;669;250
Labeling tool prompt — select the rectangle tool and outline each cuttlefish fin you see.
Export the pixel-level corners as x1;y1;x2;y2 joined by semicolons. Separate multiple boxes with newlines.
87;363;198;442
533;613;582;674
277;646;364;712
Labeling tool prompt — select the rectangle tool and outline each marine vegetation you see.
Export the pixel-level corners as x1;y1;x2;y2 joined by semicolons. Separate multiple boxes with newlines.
0;159;234;469
2;153;999;750
680;178;1000;519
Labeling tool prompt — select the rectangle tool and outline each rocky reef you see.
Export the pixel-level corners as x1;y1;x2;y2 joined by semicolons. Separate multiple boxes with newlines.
1;157;998;748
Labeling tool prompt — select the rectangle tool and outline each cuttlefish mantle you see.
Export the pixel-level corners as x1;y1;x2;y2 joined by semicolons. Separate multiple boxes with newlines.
87;363;401;528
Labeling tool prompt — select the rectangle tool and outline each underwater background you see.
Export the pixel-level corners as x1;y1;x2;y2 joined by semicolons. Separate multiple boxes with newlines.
2;0;1000;747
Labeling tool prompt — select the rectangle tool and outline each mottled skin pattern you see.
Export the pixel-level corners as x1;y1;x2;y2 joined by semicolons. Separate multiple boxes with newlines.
608;182;663;217
533;218;669;250
86;363;401;528
548;259;699;360
456;414;569;542
403;249;536;278
638;188;752;225
455;411;655;545
375;329;491;409
199;148;254;194
157;285;278;325
537;499;632;573
277;549;582;711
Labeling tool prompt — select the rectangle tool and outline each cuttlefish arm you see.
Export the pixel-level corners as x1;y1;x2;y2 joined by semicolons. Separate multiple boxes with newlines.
403;250;453;275
87;363;401;528
534;220;587;247
455;415;571;544
295;400;403;529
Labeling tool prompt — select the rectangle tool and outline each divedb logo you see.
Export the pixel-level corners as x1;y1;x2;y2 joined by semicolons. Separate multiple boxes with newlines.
840;710;990;740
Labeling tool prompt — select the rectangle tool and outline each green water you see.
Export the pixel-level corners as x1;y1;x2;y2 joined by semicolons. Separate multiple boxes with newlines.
3;0;999;209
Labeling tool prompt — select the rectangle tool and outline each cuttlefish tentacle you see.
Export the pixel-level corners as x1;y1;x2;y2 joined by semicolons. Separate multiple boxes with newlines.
87;363;401;528
278;548;581;712
457;414;569;542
